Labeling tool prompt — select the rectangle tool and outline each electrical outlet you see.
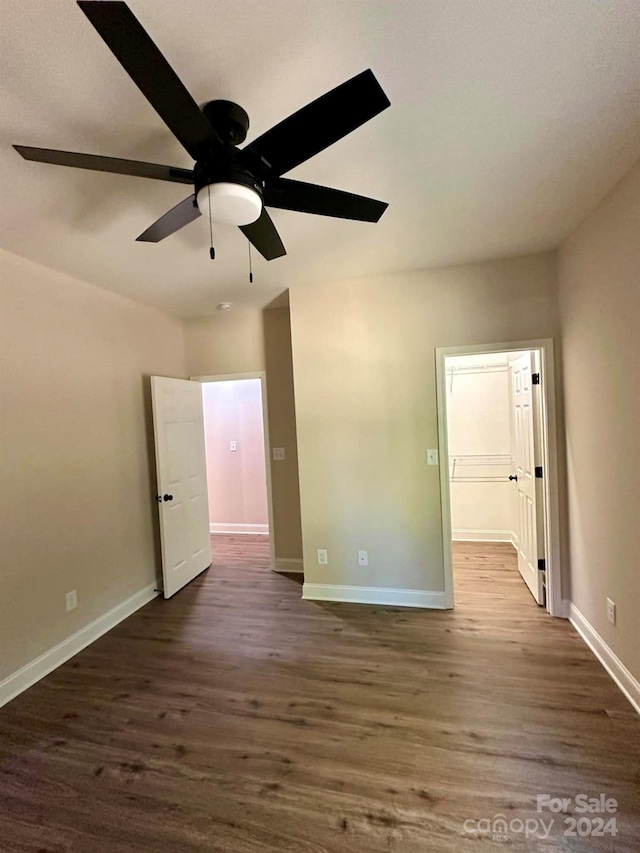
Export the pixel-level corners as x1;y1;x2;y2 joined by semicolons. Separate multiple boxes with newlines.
66;590;78;612
316;549;328;565
358;550;368;567
607;598;616;625
272;447;285;461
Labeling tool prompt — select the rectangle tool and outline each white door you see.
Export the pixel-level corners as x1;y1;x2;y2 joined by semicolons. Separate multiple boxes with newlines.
151;377;211;598
511;354;544;605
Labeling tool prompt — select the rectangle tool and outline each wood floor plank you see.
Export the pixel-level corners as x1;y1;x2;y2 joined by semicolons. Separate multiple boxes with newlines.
1;537;638;851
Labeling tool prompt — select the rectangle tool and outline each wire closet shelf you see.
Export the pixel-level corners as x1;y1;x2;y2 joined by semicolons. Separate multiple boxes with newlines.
449;453;514;483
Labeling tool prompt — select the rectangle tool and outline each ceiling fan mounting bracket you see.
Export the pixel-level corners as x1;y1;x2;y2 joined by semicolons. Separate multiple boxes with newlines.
202;99;249;146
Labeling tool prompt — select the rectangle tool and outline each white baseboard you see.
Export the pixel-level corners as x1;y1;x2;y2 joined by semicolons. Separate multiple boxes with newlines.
0;583;159;709
302;583;449;609
569;603;640;715
210;523;269;535
274;558;304;574
452;528;516;544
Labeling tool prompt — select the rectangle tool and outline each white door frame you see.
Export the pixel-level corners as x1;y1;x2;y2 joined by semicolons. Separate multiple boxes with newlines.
190;371;276;573
435;339;563;617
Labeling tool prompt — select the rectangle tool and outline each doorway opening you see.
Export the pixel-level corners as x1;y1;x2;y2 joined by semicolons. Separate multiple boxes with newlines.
436;340;562;617
196;372;274;571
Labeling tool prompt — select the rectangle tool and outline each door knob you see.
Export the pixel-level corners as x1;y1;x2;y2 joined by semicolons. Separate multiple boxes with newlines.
163;494;174;501
509;475;518;482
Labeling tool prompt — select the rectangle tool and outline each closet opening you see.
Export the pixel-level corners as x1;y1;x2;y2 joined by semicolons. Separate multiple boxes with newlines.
436;341;562;616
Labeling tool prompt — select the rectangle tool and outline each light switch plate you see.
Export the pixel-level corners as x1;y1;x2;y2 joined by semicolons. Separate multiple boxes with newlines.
427;449;439;466
230;440;237;452
358;550;368;567
272;447;285;461
66;590;78;612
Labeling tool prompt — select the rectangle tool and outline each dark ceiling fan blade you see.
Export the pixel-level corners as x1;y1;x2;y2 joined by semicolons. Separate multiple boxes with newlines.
13;145;193;185
241;69;390;177
239;209;286;260
264;177;388;222
136;195;201;242
77;1;221;161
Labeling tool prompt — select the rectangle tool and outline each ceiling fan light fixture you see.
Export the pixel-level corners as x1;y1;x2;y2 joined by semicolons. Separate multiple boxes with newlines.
196;182;262;226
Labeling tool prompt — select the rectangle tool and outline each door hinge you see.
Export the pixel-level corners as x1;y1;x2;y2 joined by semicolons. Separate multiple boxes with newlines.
532;372;540;385
535;466;543;479
538;558;546;572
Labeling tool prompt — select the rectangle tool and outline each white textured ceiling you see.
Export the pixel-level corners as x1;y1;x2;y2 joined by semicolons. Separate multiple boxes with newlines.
1;0;640;317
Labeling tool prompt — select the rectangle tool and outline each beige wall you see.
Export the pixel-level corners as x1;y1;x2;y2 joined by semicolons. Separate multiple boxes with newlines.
0;249;185;678
289;252;559;591
559;158;640;681
184;306;303;561
185;309;266;376
203;379;269;529
263;308;304;560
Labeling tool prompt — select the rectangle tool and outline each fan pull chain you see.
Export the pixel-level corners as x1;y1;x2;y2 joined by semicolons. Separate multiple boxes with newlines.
207;185;215;260
248;241;253;283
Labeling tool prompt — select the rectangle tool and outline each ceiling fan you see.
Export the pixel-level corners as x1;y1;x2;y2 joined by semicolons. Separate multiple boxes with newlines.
14;1;390;261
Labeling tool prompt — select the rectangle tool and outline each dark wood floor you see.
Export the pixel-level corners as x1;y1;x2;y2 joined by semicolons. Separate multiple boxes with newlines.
1;538;638;851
